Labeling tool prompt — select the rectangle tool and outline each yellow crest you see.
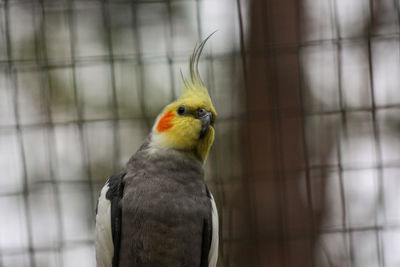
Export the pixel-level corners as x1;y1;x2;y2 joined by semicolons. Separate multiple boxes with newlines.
179;31;217;116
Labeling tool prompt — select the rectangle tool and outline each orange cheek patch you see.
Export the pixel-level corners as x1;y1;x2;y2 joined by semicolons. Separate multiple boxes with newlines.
157;111;174;132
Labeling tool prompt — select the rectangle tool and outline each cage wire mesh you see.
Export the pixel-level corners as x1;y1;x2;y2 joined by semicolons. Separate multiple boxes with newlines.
300;0;400;266
0;0;246;266
245;0;400;266
0;0;400;267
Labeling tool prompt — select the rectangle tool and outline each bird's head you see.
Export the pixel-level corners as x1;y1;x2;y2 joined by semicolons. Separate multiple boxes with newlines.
151;36;217;162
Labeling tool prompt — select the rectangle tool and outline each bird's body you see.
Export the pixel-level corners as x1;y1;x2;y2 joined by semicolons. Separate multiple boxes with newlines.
95;35;218;267
119;139;211;267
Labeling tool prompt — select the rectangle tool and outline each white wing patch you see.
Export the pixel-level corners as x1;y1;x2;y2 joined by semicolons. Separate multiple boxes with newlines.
95;182;114;267
208;192;219;267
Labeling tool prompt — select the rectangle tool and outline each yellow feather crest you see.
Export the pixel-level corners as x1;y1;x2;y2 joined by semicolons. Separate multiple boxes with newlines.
178;32;217;116
181;33;216;92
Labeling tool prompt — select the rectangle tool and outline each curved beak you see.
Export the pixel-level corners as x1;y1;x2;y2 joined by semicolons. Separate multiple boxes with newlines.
199;112;212;139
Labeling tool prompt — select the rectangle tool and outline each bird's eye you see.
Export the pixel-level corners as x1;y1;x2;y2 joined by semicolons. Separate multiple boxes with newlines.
177;106;186;115
198;108;207;117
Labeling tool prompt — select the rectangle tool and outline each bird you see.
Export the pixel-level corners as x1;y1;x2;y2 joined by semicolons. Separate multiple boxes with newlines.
95;35;219;267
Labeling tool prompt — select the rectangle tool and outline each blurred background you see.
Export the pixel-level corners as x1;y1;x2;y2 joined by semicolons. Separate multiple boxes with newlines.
0;0;400;266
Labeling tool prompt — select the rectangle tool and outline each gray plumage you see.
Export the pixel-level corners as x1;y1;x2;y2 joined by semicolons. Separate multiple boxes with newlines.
105;137;212;267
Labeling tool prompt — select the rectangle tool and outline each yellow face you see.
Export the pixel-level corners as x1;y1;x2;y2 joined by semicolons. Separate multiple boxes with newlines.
151;89;217;162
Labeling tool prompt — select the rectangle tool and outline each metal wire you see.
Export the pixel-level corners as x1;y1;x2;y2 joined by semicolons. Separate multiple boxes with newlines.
1;0;400;266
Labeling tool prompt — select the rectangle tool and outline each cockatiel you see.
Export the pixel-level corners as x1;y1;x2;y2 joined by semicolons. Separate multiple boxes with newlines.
95;36;218;267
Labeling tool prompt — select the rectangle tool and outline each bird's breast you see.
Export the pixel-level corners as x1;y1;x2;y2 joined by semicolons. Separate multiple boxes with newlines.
119;174;210;267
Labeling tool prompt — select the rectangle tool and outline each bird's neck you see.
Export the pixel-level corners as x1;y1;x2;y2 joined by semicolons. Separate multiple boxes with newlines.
149;132;212;163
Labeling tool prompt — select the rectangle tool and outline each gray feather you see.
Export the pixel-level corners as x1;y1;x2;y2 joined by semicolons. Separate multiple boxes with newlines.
118;137;212;267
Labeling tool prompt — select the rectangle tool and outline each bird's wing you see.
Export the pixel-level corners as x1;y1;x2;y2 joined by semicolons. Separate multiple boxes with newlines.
205;186;219;267
95;173;125;267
